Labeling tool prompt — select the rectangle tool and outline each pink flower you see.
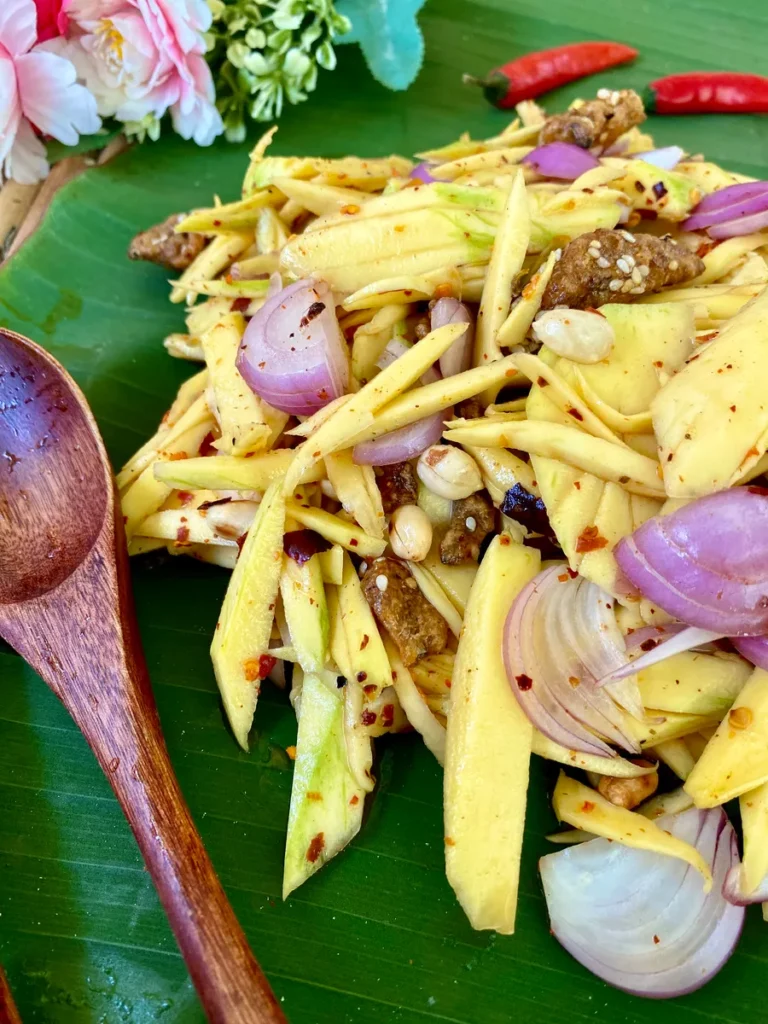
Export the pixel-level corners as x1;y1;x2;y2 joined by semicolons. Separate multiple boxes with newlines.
49;0;222;145
33;0;69;43
0;0;101;183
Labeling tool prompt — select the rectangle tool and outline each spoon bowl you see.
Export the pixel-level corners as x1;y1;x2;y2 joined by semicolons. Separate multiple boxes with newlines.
0;332;107;601
0;328;284;1024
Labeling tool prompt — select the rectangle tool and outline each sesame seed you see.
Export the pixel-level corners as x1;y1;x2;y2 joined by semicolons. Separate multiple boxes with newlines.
610;90;620;104
592;240;602;249
638;264;650;278
597;88;610;100
620;230;636;243
608;280;622;291
465;516;477;532
597;256;611;269
553;248;562;260
360;562;368;574
376;574;388;592
629;285;646;294
616;257;631;274
621;279;634;292
631;267;643;285
624;253;636;269
669;259;679;271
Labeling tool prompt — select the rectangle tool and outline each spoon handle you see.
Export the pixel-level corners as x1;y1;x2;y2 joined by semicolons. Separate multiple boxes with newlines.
0;966;22;1024
4;534;286;1024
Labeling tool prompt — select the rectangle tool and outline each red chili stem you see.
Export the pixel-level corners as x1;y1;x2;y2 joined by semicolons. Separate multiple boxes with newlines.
646;72;768;114
465;41;638;109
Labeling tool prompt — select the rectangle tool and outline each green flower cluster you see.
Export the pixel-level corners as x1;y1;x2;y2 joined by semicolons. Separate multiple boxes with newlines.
206;0;351;141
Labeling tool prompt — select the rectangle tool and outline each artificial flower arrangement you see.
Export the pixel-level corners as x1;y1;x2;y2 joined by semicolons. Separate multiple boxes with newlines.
1;0;426;184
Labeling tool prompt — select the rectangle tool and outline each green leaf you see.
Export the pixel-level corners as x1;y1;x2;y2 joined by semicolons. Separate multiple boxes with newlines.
335;0;426;91
1;2;768;1021
45;127;122;163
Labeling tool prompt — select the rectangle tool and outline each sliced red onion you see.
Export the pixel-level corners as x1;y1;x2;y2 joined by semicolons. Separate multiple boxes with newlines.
624;623;686;653
709;208;768;239
600;625;725;685
732;634;768;670
683;187;768;231
615;488;768;636
237;278;349;415
409;162;444;184
540;807;744;998
352;411;445;466
431;298;474;378
634;146;685;170
694;180;768;214
522;142;600;180
503;566;640;756
723;864;768;906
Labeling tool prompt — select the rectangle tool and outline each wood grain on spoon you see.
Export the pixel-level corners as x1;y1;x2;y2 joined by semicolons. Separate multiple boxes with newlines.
0;330;286;1024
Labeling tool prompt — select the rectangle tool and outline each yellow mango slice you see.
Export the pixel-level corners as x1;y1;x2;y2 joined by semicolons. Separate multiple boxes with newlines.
686;668;768;807
211;480;286;750
553;773;711;889
652;287;768;497
444;536;540;934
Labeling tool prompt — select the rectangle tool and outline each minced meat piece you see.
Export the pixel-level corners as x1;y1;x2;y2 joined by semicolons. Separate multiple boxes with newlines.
541;229;704;310
455;397;484;420
128;213;206;272
539;89;646;151
361;557;448;666
440;492;496;564
375;462;418;515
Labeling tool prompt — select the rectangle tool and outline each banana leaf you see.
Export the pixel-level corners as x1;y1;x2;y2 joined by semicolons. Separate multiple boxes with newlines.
1;0;768;1020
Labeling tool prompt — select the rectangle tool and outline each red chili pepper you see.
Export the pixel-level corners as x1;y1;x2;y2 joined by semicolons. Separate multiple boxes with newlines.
464;41;638;109
645;72;768;114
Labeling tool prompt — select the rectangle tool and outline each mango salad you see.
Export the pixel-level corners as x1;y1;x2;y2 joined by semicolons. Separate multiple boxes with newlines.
122;86;768;987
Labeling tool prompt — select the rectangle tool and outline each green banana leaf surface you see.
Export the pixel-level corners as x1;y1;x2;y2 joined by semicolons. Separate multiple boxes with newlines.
2;0;768;1019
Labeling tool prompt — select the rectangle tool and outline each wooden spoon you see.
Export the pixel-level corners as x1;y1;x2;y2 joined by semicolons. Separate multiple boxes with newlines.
0;329;286;1024
0;965;22;1024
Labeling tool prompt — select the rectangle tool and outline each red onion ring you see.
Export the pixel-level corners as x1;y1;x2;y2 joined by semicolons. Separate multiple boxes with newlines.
503;566;640;756
540;807;744;998
683;187;768;231
352;411;445;466
615;488;768;636
708;208;768;239
695;180;768;214
731;634;768;670
237;278;349;415
723;864;768;906
599;625;725;685
431;298;474;378
409;162;445;184
624;623;686;653
522;142;600;180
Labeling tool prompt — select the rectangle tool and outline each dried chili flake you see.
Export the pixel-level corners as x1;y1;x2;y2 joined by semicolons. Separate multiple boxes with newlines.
361;709;377;726
306;833;325;863
515;673;533;691
381;704;395;728
576;525;608;553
